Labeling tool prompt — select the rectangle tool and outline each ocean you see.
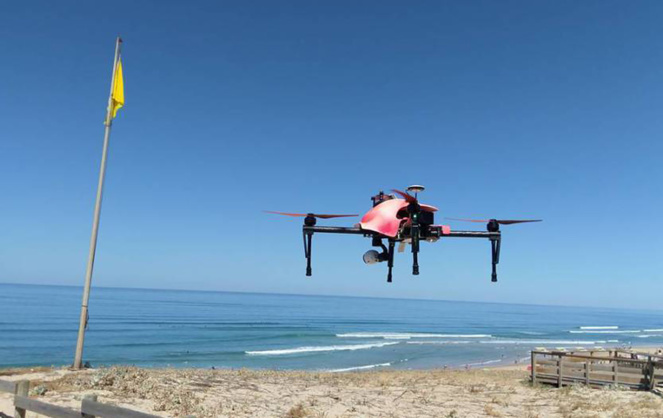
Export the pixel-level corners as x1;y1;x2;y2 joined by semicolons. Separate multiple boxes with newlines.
1;283;662;371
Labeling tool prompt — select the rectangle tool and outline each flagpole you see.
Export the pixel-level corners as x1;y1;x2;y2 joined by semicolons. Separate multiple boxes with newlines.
73;36;122;369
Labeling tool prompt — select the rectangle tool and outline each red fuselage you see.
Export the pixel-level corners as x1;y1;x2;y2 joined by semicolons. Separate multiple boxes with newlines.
359;198;440;238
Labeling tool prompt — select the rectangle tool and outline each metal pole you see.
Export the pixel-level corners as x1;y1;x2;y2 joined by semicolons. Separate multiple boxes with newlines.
73;37;122;369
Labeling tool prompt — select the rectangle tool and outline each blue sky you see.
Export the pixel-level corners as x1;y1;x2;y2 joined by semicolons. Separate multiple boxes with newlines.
1;1;662;309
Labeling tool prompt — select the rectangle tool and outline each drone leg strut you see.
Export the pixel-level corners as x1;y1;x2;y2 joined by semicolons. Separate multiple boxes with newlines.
304;231;313;276
387;240;395;283
411;225;420;276
490;237;500;282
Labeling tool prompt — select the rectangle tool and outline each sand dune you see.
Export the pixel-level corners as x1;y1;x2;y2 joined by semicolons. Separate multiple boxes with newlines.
1;364;663;417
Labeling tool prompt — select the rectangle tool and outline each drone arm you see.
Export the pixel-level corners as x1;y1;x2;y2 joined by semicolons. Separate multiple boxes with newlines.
443;230;501;239
303;226;366;235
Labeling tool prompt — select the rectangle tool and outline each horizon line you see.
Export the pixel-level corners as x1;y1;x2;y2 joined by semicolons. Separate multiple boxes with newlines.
1;281;661;314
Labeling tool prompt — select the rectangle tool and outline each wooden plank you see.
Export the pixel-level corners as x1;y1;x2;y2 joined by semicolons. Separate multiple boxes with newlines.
561;363;586;371
531;352;536;384
615;349;663;361
82;394;98;418
651;362;659;391
558;358;563;388
0;379;17;394
544;353;649;365
535;375;642;390
14;395;81;418
616;365;647;376
536;359;559;366
14;380;29;418
82;398;162;418
592;364;619;372
536;366;559;375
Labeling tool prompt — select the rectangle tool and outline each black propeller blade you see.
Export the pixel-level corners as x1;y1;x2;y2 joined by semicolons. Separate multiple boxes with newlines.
265;211;358;219
446;218;542;225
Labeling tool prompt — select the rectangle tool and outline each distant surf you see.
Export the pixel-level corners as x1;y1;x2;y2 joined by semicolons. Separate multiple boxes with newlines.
579;326;618;330
479;339;606;345
328;362;391;372
245;342;398;356
570;330;641;334
336;332;491;339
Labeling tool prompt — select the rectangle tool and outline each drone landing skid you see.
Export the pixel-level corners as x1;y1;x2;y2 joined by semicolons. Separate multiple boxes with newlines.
302;224;501;283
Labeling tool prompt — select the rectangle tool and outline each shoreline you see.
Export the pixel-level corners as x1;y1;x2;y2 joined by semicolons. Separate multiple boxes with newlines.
2;345;661;374
4;345;660;374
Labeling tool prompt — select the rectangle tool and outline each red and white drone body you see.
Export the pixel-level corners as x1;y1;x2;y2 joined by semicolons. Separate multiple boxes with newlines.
359;198;439;238
267;185;540;283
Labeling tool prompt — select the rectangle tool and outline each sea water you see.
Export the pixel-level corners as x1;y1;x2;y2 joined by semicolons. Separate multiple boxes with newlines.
1;283;662;371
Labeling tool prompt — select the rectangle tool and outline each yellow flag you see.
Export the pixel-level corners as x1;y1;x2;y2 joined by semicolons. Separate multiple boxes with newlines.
111;58;124;118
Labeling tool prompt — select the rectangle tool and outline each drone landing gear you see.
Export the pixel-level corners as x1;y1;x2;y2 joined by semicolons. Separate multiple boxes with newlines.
304;231;313;276
387;240;395;283
487;219;501;283
301;220;367;277
490;237;500;282
371;238;396;283
411;231;420;276
303;215;317;276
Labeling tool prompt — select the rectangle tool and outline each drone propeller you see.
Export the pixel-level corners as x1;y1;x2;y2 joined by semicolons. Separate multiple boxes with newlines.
446;218;542;225
265;211;358;219
391;189;417;204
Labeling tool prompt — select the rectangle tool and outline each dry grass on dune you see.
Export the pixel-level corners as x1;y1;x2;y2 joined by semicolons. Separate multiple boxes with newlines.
11;366;663;417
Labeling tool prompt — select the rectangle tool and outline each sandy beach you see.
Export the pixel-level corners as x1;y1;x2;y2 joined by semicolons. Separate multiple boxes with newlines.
1;362;662;418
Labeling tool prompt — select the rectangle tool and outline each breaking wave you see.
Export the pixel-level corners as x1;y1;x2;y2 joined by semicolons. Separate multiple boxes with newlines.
336;332;491;340
580;326;618;330
245;342;398;356
570;330;640;334
480;340;607;345
328;362;391;372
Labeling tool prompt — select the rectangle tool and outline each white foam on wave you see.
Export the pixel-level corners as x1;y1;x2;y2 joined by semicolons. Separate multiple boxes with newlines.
480;340;604;345
580;326;619;330
570;330;640;334
644;329;663;332
406;339;618;346
245;341;398;356
336;332;491;340
328;362;391;373
637;334;663;338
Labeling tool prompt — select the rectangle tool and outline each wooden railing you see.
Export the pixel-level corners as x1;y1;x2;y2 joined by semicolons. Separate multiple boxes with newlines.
0;378;189;418
531;350;663;391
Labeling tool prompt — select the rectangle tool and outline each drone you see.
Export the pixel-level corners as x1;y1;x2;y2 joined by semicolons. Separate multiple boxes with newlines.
267;185;540;283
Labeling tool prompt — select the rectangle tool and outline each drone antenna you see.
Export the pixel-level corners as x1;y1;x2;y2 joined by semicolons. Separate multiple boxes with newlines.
406;184;425;200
